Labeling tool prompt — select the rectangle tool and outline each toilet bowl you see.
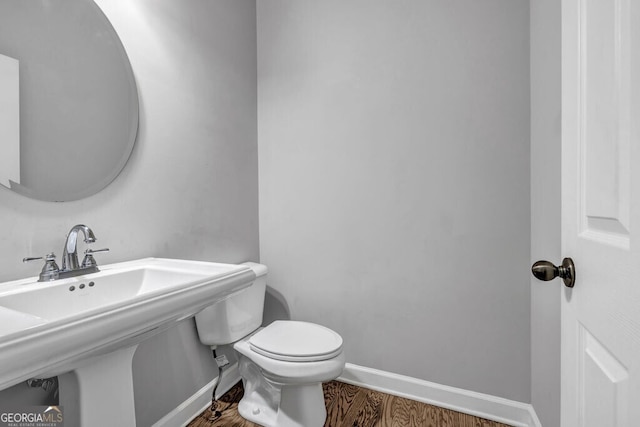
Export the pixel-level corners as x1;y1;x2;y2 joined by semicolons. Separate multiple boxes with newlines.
194;263;345;427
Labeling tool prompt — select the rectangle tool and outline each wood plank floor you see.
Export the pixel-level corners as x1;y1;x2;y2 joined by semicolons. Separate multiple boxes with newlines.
187;380;513;427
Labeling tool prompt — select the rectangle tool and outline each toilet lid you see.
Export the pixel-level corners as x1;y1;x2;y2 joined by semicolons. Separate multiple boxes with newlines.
249;320;343;362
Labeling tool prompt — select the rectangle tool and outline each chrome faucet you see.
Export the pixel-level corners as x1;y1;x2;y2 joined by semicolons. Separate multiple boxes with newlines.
23;224;109;282
62;224;96;271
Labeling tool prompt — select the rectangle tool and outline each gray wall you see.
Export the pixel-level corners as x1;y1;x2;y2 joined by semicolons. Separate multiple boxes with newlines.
0;0;258;426
530;0;561;425
257;0;531;402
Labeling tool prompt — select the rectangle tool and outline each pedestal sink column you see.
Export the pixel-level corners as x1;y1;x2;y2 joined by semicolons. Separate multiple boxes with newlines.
58;345;139;427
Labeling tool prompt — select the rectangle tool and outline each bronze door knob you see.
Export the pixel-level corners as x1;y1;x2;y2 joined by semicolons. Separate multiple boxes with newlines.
531;257;575;288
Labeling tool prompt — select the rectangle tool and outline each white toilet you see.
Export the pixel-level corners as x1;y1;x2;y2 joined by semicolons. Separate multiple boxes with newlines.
194;262;345;427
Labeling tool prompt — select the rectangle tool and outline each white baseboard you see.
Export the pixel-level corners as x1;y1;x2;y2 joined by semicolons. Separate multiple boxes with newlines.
214;362;241;400
153;362;542;427
338;363;542;427
152;377;216;427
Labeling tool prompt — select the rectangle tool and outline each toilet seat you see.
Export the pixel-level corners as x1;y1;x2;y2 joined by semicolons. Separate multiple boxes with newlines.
249;320;343;362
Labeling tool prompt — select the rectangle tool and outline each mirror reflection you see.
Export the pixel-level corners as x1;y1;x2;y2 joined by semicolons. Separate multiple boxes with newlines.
0;0;138;202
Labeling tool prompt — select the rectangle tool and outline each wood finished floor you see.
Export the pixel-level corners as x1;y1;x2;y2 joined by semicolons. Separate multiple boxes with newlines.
187;381;513;427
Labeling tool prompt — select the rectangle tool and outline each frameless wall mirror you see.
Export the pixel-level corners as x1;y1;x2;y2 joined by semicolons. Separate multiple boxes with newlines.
0;0;138;202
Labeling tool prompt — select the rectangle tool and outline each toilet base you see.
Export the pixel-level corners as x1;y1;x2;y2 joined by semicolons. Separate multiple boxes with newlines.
236;356;328;427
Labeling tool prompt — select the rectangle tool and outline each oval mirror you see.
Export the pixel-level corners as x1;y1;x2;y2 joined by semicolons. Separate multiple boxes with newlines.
0;0;138;202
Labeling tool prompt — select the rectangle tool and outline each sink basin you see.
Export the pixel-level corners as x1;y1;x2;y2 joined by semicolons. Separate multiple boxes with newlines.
0;257;255;426
0;261;225;322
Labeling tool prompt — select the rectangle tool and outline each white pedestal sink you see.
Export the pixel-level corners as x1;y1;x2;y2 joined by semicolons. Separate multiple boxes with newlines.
0;258;256;427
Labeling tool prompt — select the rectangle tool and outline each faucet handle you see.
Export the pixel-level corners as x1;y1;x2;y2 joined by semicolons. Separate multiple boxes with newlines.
82;248;109;268
23;253;60;282
23;253;57;263
85;248;110;255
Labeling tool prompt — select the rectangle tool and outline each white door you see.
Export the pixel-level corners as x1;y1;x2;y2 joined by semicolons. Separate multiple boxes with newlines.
560;0;640;426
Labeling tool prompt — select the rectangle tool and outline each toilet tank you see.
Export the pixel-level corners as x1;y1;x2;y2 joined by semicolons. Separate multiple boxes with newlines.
195;262;267;346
